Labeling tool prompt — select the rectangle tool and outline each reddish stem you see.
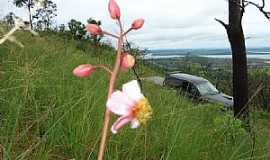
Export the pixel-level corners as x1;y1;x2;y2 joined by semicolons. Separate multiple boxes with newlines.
97;19;124;160
94;65;113;75
102;31;119;39
123;28;132;36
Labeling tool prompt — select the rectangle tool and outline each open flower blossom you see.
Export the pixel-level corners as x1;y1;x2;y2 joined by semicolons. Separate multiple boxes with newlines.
106;80;152;134
73;64;95;77
120;53;135;70
131;19;144;30
108;0;121;20
86;24;102;35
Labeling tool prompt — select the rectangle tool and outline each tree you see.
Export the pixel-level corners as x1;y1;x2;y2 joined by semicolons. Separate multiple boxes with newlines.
87;18;103;45
58;24;65;33
13;0;34;29
68;19;86;40
3;12;15;27
33;0;57;30
215;0;269;124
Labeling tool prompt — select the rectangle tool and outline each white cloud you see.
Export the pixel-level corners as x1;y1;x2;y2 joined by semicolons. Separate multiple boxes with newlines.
1;0;270;49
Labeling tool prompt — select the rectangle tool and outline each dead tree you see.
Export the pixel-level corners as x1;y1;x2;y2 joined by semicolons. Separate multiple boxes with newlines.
13;0;34;29
215;0;269;123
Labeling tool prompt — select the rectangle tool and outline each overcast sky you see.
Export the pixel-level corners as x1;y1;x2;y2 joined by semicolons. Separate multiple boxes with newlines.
1;0;270;49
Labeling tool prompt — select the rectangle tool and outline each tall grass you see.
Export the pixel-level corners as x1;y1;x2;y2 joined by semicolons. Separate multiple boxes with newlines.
0;31;270;159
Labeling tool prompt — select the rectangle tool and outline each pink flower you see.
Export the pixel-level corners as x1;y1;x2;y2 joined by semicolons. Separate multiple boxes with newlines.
131;19;144;30
86;24;102;35
108;0;121;20
73;64;95;77
107;80;152;134
120;53;135;70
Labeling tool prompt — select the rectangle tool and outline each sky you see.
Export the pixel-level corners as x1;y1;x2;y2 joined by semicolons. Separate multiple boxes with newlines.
1;0;270;49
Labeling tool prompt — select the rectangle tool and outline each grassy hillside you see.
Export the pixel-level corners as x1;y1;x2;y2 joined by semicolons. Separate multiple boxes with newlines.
0;30;270;160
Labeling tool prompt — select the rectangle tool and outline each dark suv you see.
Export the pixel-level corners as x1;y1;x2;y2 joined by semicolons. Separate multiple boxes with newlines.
163;73;233;108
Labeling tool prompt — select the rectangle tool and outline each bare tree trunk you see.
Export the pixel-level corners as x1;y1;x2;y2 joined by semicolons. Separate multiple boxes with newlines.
227;0;249;122
216;0;249;124
28;0;33;29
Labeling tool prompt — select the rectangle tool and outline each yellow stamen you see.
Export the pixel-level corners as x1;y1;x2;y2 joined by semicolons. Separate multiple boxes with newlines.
132;97;152;124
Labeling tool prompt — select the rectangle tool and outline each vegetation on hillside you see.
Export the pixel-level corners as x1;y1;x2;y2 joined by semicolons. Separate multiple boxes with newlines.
0;30;270;159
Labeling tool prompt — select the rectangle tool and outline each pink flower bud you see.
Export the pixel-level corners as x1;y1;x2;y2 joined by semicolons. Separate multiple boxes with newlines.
131;19;144;30
86;24;102;35
108;0;121;20
120;53;135;70
73;64;95;77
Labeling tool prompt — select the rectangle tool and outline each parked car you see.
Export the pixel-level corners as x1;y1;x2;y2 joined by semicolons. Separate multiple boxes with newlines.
163;72;233;108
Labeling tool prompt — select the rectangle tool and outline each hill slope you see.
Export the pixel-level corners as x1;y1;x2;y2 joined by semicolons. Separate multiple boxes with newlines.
0;31;270;160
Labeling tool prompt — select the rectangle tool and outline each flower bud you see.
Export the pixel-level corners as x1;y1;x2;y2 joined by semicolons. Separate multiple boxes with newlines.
73;64;95;77
86;24;102;35
131;19;144;30
108;0;121;20
120;53;135;70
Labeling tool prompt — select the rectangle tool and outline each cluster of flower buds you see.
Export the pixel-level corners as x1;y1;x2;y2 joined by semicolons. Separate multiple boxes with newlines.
85;0;145;36
75;0;145;78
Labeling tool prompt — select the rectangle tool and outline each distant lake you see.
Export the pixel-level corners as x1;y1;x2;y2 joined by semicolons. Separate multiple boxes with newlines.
145;48;270;60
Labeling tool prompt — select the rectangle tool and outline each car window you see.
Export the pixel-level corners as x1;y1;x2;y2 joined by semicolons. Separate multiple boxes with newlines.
181;81;190;91
190;85;199;96
166;77;182;88
181;81;199;97
196;82;219;95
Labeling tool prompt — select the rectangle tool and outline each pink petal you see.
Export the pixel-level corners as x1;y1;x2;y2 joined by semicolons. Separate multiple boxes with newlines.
122;80;144;102
111;115;132;134
106;91;135;116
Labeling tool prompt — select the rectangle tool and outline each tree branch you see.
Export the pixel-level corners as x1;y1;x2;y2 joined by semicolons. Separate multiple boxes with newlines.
241;0;246;21
244;0;270;20
215;18;229;29
124;37;143;88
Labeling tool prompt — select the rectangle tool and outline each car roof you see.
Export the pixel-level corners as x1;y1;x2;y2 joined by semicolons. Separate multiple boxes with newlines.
168;73;208;84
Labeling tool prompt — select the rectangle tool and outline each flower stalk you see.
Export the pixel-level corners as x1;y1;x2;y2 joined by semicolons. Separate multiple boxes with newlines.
102;31;119;39
97;19;124;160
94;65;113;75
73;1;147;159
